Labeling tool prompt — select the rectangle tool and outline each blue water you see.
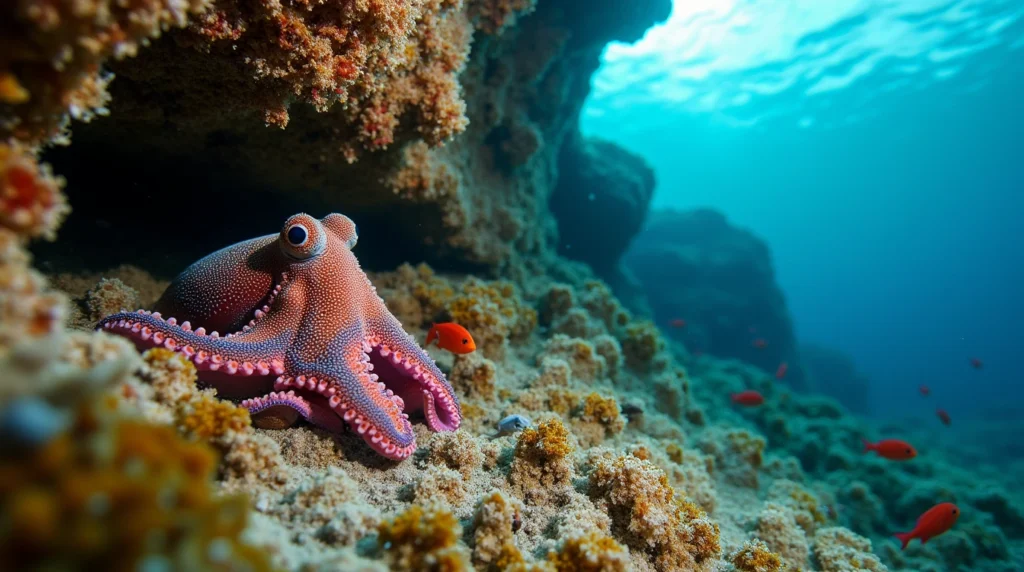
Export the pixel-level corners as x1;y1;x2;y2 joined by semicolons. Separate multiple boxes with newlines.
581;0;1024;419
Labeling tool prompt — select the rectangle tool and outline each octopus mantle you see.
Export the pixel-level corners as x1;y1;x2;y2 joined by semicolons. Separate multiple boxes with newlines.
98;213;461;460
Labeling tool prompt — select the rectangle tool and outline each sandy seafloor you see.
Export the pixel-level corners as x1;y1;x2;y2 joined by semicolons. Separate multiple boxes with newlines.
8;254;1015;572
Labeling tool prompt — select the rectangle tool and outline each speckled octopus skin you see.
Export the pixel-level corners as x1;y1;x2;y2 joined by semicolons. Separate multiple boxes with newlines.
98;213;461;460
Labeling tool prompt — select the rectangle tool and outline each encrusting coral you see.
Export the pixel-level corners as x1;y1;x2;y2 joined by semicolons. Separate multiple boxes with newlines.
730;539;784;572
377;504;471;571
1;0;208;145
509;417;575;504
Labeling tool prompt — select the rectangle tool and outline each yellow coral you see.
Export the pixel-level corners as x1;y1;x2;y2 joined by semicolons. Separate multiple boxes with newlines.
472;490;524;566
0;397;272;570
378;504;471;571
731;539;784;572
180;393;251;439
509;418;575;503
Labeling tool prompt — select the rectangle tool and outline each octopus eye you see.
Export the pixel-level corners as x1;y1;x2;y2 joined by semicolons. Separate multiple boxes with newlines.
287;225;308;246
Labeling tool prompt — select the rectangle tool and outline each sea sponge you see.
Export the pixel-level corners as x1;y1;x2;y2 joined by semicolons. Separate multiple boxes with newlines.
551;307;602;339
591;335;623;378
588;454;721;569
414;464;467;509
1;0;207;145
578;281;630;331
547;530;630;572
84;277;140;322
377;504;471;571
426;429;485;479
0;396;273;570
449;353;497;400
812;527;887;572
509;418;575;504
754;503;809;569
540;335;607;382
0;143;69;241
274;467;379;546
730;539;784;572
541;283;576;325
471;489;524;566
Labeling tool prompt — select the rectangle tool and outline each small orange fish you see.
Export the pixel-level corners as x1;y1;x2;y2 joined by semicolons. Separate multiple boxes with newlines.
731;390;765;407
753;338;767;349
426;323;476;354
919;385;930;397
775;362;788;380
670;318;686;328
970;357;983;369
894;503;960;549
862;438;917;461
937;409;951;426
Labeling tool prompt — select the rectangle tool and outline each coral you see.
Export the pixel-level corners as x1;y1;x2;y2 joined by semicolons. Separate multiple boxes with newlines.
471;489;524;566
0;143;69;241
1;0;208;144
468;0;538;34
547;530;630;572
273;467;379;546
572;392;625;445
414;464;467;509
541;283;576;325
812;527;887;572
426;430;485;478
447;277;537;359
730;539;784;572
449;354;497;400
0;396;272;570
767;479;828;534
140;348;287;484
509;418;575;504
592;335;623;377
755;503;809;569
619;320;664;372
578;282;630;332
697;428;765;488
540;335;607;382
85;277;140;322
377;504;471;571
588;454;721;569
971;488;1024;538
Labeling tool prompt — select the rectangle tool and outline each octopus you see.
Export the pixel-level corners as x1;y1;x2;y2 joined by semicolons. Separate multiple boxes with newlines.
98;213;461;460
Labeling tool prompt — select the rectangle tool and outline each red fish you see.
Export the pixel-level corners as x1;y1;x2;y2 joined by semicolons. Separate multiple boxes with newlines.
426;323;476;354
775;362;788;380
894;503;960;549
937;409;951;426
670;318;686;328
731;390;765;407
970;358;983;369
919;385;930;397
753;338;767;349
862;439;917;461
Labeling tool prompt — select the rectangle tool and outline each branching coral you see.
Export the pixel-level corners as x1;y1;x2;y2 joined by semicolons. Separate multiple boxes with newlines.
377;504;471;570
0;396;272;570
1;0;208;144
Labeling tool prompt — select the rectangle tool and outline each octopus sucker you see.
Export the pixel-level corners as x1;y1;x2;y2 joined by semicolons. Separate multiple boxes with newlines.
98;212;461;460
